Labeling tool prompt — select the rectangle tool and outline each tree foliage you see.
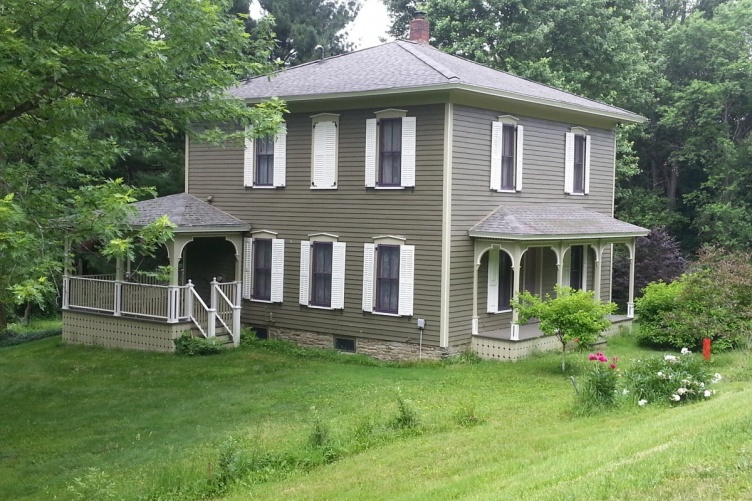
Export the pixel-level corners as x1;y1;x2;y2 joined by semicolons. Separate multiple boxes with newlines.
233;0;361;65
0;0;286;328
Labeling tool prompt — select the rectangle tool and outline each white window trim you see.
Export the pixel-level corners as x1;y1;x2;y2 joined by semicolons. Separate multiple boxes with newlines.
244;124;287;188
362;237;414;316
565;127;590;195
311;114;339;190
299;234;345;309
365;111;416;189
490;116;523;193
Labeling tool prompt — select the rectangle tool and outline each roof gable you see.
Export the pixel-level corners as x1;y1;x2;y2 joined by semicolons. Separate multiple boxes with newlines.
230;41;644;123
129;193;249;232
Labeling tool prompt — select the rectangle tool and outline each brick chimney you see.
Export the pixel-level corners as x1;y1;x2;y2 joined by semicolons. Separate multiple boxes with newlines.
408;11;430;44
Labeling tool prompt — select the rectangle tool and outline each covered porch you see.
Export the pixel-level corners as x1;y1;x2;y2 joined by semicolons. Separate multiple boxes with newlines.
468;206;648;356
62;194;250;351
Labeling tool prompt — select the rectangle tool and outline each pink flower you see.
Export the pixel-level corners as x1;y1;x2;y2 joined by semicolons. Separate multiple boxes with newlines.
610;363;616;369
612;357;618;362
588;354;596;361
596;352;604;357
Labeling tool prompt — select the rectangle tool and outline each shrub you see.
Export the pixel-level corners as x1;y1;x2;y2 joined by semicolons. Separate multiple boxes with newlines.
0;327;61;347
173;332;221;356
635;280;694;349
392;396;419;431
453;400;484;427
622;350;719;406
576;352;620;412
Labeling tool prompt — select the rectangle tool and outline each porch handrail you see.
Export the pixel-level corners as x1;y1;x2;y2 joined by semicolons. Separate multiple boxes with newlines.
211;279;240;347
187;282;215;338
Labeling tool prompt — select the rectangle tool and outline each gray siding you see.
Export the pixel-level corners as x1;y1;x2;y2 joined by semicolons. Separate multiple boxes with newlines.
187;105;445;346
449;105;616;344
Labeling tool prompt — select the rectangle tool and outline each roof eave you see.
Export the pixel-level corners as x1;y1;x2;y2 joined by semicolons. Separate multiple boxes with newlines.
468;230;650;241
234;83;646;124
130;224;251;233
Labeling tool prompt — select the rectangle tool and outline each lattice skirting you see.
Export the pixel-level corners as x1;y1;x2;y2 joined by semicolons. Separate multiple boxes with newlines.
63;310;192;353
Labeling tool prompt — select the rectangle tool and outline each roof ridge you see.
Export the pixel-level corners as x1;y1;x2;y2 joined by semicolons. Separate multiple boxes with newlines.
395;41;460;83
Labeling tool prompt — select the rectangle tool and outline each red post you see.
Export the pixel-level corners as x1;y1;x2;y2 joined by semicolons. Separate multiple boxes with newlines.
703;338;711;361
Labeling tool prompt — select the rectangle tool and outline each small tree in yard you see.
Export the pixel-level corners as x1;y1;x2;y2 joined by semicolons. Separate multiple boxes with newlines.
512;286;616;371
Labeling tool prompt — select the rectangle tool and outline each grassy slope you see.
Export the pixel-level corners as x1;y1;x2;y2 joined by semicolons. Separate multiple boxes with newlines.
0;334;750;500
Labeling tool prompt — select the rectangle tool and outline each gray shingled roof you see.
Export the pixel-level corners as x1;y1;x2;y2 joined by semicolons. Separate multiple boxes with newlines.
129;193;250;233
229;41;644;123
469;206;648;240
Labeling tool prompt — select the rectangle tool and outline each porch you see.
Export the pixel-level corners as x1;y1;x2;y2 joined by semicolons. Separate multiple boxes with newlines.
62;194;250;351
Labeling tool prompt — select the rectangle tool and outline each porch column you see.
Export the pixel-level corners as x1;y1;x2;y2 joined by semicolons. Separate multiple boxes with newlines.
627;239;636;318
114;256;124;316
166;236;187;324
62;238;71;310
510;245;523;341
592;242;603;301
472;254;479;335
552;243;564;295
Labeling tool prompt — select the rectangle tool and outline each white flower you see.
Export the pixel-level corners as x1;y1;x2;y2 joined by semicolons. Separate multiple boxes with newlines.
704;390;712;398
712;373;723;383
657;371;664;377
677;387;687;395
699;382;705;388
638;399;648;407
664;354;677;362
622;388;630;395
670;394;681;401
681;347;691;355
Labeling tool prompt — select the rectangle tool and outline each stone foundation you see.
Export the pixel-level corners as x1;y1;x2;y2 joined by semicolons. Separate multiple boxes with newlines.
269;327;466;362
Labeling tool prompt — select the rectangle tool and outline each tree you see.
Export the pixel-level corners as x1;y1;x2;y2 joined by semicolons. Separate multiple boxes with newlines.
233;0;361;65
513;286;616;371
0;0;286;329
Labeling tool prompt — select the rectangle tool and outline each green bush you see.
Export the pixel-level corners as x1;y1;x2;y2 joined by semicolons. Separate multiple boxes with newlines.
576;352;620;412
635;280;695;349
622;350;719;406
0;327;61;347
173;332;221;356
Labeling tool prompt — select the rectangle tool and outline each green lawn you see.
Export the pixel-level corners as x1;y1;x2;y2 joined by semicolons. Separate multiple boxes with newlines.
0;333;750;500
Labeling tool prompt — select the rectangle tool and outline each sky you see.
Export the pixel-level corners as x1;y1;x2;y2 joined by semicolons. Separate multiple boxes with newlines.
250;0;393;50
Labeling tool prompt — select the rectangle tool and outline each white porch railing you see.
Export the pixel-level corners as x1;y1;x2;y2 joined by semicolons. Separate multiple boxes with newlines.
64;276;241;346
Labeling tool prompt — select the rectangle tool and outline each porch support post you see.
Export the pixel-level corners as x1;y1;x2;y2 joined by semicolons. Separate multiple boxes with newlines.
208;277;217;338
510;244;523;341
114;255;123;316
62;238;71;310
472;242;480;335
592;241;603;301
553;243;564;295
627;239;636;318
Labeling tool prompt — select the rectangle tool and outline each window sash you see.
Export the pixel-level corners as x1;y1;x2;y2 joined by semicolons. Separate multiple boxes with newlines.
375;245;400;313
311;242;333;307
573;135;586;194
570;245;584;290
255;136;275;186
501;124;516;190
253;239;272;300
498;251;514;310
379;118;402;186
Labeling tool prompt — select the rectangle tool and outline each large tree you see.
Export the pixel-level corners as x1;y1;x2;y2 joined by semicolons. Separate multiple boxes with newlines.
233;0;361;65
0;0;286;328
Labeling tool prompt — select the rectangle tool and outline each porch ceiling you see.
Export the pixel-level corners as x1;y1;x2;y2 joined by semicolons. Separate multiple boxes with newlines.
468;206;648;241
128;193;250;234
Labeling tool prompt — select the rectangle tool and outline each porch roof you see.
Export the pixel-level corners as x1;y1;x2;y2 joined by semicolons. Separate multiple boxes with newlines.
129;193;250;233
468;206;648;241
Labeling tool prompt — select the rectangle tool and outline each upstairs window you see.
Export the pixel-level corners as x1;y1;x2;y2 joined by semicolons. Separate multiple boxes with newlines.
365;110;416;188
244;124;286;188
490;116;524;192
564;128;591;195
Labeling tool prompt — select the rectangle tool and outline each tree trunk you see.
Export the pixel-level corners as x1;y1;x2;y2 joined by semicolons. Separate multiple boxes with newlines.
666;162;679;209
23;302;32;324
0;302;8;331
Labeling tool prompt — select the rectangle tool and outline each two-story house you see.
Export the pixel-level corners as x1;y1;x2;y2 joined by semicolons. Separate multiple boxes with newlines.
62;13;648;359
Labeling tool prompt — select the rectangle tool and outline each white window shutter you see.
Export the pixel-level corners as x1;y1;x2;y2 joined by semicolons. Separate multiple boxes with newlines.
490;121;503;191
242;238;253;299
273;123;286;188
564;132;574;194
515;125;524;191
401;117;416;188
299;241;310;305
362;243;375;312
270;239;285;302
365;119;377;188
584;135;591;195
312;121;337;188
487;249;499;313
331;242;346;309
244;134;255;188
398;245;415;316
562;248;572;287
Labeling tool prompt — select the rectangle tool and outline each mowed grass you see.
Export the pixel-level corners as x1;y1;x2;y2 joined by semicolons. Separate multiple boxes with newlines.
0;332;750;500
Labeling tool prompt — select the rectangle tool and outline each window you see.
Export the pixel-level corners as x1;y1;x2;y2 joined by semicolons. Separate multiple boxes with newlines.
564;128;590;195
311;242;333;307
365;110;416;188
375;244;400;313
242;235;285;302
362;238;415;316
243;123;286;188
379;119;402;187
569;245;584;290
311;114;339;189
488;249;514;313
490;116;524;192
252;239;272;300
255;137;274;186
299;236;346;309
334;337;356;352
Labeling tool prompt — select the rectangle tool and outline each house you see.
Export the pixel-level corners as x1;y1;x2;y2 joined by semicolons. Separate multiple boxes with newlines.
62;13;648;360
